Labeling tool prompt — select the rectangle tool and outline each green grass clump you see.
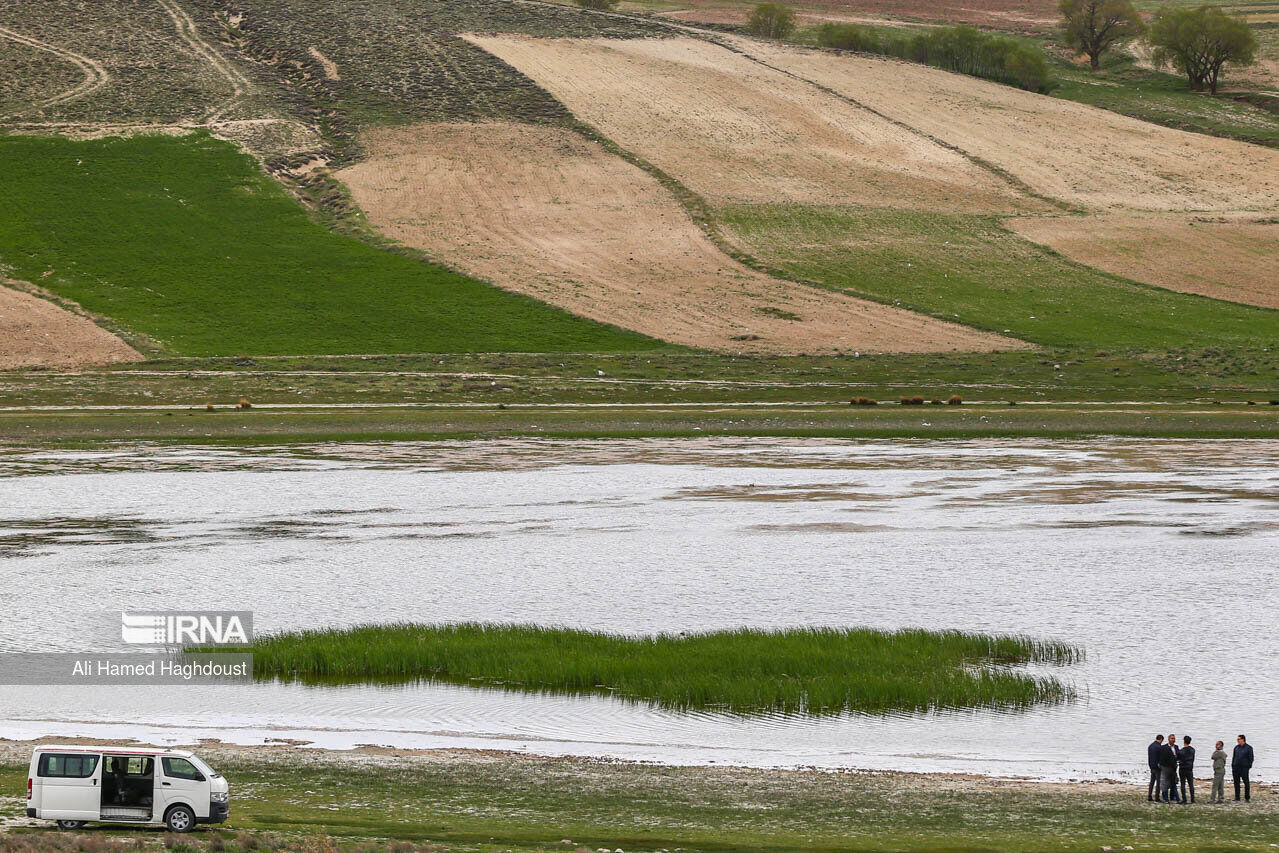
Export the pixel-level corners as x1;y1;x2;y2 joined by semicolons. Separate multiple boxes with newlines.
250;623;1082;714
721;203;1279;350
0;134;662;356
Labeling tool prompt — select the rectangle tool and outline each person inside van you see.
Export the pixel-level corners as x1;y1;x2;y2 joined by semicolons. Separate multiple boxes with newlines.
105;757;128;805
104;756;154;808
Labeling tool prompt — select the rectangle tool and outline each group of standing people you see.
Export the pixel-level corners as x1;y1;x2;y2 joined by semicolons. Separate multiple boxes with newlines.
1147;734;1255;804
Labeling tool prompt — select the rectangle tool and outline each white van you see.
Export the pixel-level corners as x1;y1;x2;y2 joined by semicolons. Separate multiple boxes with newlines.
26;745;229;833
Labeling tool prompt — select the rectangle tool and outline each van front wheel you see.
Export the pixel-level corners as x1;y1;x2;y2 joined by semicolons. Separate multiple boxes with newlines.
165;805;195;833
55;820;85;830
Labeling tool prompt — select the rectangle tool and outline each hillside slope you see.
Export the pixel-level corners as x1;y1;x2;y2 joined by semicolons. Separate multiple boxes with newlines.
0;134;661;356
474;33;1279;341
339;121;1021;353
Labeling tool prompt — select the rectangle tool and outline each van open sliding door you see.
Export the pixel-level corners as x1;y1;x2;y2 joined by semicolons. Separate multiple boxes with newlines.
100;754;155;822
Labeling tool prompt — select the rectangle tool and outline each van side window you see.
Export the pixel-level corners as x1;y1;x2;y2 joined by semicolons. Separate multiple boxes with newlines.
107;756;153;776
162;757;202;780
37;753;100;778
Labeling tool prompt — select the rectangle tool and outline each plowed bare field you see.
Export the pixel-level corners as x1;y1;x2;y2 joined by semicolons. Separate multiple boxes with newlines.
472;34;1279;311
0;283;140;369
337;122;1024;353
726;39;1279;305
465;35;1034;214
1011;214;1279;309
733;38;1279;213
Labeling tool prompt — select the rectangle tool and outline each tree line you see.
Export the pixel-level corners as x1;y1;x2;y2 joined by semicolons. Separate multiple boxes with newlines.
1060;0;1256;93
571;0;1258;97
815;22;1054;92
734;0;1258;96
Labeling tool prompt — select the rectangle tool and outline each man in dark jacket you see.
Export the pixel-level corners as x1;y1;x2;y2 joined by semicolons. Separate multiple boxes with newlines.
1147;735;1165;801
1233;735;1255;802
1178;735;1196;804
1160;735;1181;802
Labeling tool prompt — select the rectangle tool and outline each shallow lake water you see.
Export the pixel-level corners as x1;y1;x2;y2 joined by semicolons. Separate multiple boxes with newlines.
0;438;1275;781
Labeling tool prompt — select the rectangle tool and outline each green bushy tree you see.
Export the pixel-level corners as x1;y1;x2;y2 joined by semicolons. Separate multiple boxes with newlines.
1059;0;1145;70
746;3;796;39
1147;5;1257;94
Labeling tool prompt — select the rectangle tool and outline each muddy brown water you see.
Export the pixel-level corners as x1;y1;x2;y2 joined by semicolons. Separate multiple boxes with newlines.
0;438;1275;781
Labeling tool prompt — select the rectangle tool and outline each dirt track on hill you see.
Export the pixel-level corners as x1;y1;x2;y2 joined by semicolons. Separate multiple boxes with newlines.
0;283;140;369
466;35;1036;214
338;122;1025;354
0;23;108;110
1011;214;1279;309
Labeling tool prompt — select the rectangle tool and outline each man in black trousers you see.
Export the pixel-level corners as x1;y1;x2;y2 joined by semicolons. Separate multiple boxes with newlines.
1147;735;1165;801
1233;734;1255;802
1179;735;1196;804
1160;734;1182;802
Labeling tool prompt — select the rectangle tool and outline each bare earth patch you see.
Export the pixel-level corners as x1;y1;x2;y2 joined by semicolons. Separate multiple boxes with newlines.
731;38;1279;214
308;46;340;80
2;120;325;161
0;283;140;369
337;122;1024;354
1011;214;1279;309
465;35;1034;214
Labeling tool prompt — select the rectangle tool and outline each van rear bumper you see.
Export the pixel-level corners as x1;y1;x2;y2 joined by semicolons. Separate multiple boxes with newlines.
26;808;35;818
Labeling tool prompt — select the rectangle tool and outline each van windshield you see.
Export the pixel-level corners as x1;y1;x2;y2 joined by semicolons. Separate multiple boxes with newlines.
189;754;220;779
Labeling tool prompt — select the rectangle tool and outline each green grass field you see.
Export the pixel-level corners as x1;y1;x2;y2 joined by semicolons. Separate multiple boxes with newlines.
1050;51;1279;145
0;134;661;357
249;624;1081;713
3;752;1278;852
721;204;1279;349
1;349;1277;409
4;398;1279;444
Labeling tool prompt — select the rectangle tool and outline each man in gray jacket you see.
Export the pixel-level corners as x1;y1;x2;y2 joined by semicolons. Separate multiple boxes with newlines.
1211;740;1228;803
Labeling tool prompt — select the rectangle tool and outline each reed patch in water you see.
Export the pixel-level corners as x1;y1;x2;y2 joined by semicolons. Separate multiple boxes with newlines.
250;624;1082;715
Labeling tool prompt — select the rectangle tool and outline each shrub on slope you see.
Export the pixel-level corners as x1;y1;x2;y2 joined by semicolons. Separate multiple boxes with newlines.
818;23;1054;92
